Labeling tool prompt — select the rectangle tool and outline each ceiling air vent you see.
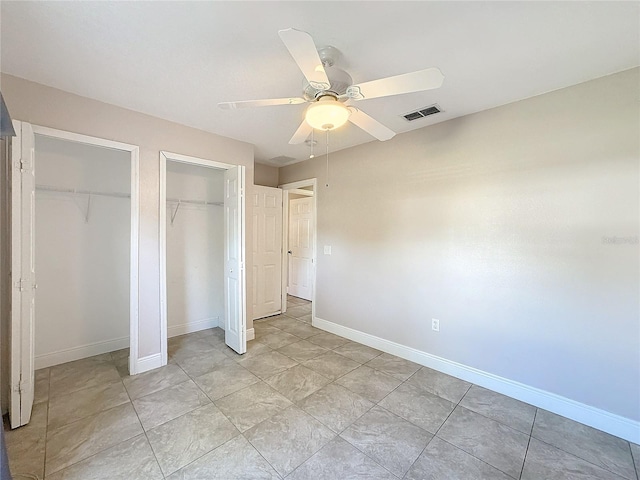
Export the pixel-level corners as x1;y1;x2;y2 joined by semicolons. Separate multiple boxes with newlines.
267;156;297;167
402;104;442;122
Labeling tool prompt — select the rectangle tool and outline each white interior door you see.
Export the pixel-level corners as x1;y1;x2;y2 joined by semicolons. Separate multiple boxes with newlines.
252;186;283;320
288;197;313;301
9;120;35;428
223;165;246;354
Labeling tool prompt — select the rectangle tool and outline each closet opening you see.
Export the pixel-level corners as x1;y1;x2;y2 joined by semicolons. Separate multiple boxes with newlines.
165;160;224;340
159;151;246;363
8;122;140;428
34;136;132;369
280;179;316;322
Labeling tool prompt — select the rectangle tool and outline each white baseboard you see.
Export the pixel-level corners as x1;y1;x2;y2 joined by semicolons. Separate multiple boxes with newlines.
313;316;640;444
134;353;163;375
246;328;255;341
35;336;130;369
167;317;220;338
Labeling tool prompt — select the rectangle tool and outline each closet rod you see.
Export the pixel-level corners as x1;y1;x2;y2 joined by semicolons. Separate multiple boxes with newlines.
36;184;131;199
166;197;223;207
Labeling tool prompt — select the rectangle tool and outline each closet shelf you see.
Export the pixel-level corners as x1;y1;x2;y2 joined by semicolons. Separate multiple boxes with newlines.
36;184;131;199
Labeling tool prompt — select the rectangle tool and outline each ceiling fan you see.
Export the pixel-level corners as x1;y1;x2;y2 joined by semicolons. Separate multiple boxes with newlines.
218;28;444;145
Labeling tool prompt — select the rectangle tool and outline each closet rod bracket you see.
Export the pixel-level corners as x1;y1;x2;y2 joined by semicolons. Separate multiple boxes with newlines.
85;193;92;223
171;200;181;225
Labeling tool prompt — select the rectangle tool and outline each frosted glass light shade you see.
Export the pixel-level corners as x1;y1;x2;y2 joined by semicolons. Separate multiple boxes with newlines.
305;97;350;131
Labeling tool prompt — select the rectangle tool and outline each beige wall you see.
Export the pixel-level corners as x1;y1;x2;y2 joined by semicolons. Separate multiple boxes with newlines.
280;68;640;421
1;73;255;362
254;162;279;187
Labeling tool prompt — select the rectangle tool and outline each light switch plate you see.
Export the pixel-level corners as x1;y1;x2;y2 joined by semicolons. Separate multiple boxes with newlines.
324;246;332;255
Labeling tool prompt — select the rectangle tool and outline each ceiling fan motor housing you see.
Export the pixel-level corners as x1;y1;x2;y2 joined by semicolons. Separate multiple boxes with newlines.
303;65;353;101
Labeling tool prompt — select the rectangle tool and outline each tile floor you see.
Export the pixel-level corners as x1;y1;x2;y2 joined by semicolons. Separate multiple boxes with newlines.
4;296;640;479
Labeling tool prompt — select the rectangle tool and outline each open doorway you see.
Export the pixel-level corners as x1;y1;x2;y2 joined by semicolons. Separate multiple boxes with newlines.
159;151;247;362
280;179;316;323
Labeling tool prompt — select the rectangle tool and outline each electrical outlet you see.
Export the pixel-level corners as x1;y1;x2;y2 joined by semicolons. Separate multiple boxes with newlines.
432;318;440;332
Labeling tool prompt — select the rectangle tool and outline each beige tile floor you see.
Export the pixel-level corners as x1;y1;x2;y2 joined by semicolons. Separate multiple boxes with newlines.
4;295;640;479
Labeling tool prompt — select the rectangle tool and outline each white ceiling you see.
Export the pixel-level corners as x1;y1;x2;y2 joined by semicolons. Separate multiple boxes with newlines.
1;2;638;167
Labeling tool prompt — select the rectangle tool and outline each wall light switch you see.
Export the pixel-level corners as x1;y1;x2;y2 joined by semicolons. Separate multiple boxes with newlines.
324;246;332;255
432;318;440;332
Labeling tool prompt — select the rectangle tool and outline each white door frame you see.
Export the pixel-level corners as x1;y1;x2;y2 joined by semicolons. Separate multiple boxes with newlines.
159;151;246;361
10;123;140;428
279;179;317;317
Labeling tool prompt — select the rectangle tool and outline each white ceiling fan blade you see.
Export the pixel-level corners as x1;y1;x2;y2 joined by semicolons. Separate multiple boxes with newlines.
289;120;313;145
218;97;306;110
278;28;330;90
347;67;444;101
348;108;396;141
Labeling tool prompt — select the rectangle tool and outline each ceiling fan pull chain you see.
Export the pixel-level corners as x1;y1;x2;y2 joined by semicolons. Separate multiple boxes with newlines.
326;129;330;187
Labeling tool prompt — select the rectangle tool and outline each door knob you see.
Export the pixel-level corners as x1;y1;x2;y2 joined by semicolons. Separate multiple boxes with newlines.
288;250;292;254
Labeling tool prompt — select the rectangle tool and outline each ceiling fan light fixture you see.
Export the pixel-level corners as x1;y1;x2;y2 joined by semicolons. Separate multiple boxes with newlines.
305;96;350;131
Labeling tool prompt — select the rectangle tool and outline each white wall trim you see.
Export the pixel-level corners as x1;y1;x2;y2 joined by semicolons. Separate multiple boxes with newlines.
167;317;220;338
31;125;139;153
129;145;140;375
313;316;640;444
160;150;235;170
288;188;313;197
246;328;255;341
280;190;289;314
136;353;163;375
35;336;130;370
159;152;168;366
278;179;318;190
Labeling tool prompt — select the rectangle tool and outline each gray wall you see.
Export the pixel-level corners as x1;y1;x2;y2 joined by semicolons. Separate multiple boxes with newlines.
280;68;640;421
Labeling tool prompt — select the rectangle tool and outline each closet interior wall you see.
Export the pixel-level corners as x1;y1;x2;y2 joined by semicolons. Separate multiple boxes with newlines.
35;136;131;368
166;161;224;337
